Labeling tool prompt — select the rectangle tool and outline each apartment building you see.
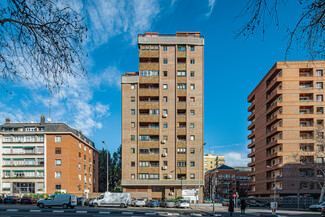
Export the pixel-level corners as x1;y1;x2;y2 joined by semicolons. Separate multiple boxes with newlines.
204;154;225;172
0;115;98;196
204;165;251;200
121;32;204;202
247;61;325;198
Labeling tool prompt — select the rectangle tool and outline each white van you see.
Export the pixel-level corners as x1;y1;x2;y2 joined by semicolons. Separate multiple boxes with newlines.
93;192;130;208
37;194;77;209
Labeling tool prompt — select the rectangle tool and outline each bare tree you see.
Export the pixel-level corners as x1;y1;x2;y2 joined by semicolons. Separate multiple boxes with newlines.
0;0;87;90
235;0;325;60
292;125;325;203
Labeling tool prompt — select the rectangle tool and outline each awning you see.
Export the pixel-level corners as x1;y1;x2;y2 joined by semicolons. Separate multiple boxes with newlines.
13;158;24;160
3;146;10;148
2;170;10;172
12;146;23;148
24;146;35;149
37;170;44;172
2;158;11;160
12;170;24;172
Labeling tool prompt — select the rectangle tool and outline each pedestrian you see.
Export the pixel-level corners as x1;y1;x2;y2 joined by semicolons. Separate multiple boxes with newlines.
228;197;234;216
240;198;247;216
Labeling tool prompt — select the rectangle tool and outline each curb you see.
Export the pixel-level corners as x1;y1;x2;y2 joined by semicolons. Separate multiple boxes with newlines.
0;209;222;216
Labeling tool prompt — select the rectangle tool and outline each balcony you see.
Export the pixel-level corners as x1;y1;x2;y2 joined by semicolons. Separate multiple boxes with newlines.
177;154;187;161
139;61;159;71
139;102;159;110
300;119;313;128
139;141;159;149
247;132;255;139
300;132;314;140
299;94;313;102
266;84;282;103
139;154;159;161
248;142;255;149
177;50;187;58
266;69;282;90
139;50;159;57
247;103;255;112
139;115;159;122
247;113;255;121
177;76;187;83
177;63;186;71
299;81;313;90
177;89;187;96
247;122;255;130
248;161;255;167
177;102;187;110
177;141;186;147
299;106;313;115
248;152;255;158
265;151;283;161
139;76;159;84
139;88;159;96
139;128;159;135
299;69;313;77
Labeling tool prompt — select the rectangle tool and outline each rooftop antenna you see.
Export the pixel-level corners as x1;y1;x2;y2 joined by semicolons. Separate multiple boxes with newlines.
48;90;52;123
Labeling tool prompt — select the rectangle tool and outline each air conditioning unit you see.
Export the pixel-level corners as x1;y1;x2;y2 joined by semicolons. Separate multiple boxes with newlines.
167;174;172;179
90;162;92;166
162;114;167;118
169;192;174;196
162;166;167;170
162;153;167;157
161;140;166;144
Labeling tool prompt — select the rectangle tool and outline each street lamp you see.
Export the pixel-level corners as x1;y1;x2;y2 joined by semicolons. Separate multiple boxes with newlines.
197;142;206;205
102;141;109;192
267;165;276;214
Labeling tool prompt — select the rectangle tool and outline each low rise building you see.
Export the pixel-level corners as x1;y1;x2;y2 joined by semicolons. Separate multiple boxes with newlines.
204;154;225;172
0;115;98;196
204;165;251;199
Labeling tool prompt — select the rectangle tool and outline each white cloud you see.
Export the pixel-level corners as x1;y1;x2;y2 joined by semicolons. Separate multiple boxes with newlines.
224;151;250;167
206;0;217;17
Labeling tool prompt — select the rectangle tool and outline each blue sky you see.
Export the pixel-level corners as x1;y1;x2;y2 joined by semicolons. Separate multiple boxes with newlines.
1;0;307;166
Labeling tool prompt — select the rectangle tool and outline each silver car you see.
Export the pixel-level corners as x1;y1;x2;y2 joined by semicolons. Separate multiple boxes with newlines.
133;198;146;207
161;199;176;208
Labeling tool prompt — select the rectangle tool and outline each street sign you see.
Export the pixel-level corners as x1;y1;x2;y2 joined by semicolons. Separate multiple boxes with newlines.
233;193;237;198
304;195;307;199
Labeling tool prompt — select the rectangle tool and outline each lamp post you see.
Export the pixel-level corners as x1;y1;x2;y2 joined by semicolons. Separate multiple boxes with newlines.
267;165;276;214
197;142;206;206
102;141;109;192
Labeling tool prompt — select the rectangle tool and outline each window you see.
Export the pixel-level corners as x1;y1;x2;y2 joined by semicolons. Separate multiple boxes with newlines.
177;45;186;51
131;122;135;128
317;157;324;163
191;84;195;90
164;161;168;166
150;174;159;180
190;148;195;154
190;46;195;51
131;135;135;141
131;161;135;167
191;123;195;128
84;155;86;161
131;97;135;102
317;107;324;114
190;162;195;166
131;109;135;115
190;59;195;64
139;173;149;180
191;110;195;115
163;46;167;51
55;172;61;178
163;148;168;154
79;152;81;158
317;95;323;101
131;84;135;89
163;123;168;128
317;82;323;89
317;70;323;76
163;97;168;102
163;109;168;115
139;70;159;77
131;148;135;154
177;83;186;89
163;71;167;76
131;174;135;179
55;148;61;155
139;161;149;167
177;161;186;167
163;135;168;141
79;143;81;148
177;71;186;77
79;163;81;169
190;174;195;179
55;159;61;166
191;71;195;77
191;135;195;141
177;148;186;154
163;84;168;90
55;136;61;143
163;58;167;64
55;184;61;190
190;97;195;102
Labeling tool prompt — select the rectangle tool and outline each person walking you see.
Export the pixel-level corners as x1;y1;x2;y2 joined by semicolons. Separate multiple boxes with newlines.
228;197;234;216
240;198;247;216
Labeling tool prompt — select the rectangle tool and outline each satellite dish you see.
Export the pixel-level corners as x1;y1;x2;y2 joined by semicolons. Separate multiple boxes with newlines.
47;118;51;122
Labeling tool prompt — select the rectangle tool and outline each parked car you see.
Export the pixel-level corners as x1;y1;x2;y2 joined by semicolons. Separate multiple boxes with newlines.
133;198;146;207
21;197;34;204
92;192;130;208
222;199;229;206
309;202;325;211
87;198;96;206
77;197;85;206
37;194;77;209
176;200;190;208
3;196;17;204
146;200;159;207
161;199;176;208
321;206;325;216
0;197;2;204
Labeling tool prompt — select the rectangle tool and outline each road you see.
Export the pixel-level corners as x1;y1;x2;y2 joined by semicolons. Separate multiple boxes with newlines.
0;204;320;217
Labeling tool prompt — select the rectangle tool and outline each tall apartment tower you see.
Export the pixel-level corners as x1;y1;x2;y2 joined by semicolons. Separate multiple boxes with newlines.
0;115;99;196
121;32;204;201
248;61;325;197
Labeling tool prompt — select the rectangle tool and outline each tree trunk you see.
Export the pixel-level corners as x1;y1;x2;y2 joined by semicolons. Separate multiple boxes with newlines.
319;183;325;203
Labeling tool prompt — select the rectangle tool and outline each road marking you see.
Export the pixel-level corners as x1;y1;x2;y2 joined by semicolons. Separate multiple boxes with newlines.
190;214;202;216
6;209;18;212
76;211;87;213
53;210;64;213
167;213;180;216
145;213;157;215
122;212;134;215
212;214;222;217
99;211;111;214
30;210;42;212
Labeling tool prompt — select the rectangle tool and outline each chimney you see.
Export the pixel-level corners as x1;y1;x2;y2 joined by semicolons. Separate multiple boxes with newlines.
40;114;45;125
5;117;10;124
